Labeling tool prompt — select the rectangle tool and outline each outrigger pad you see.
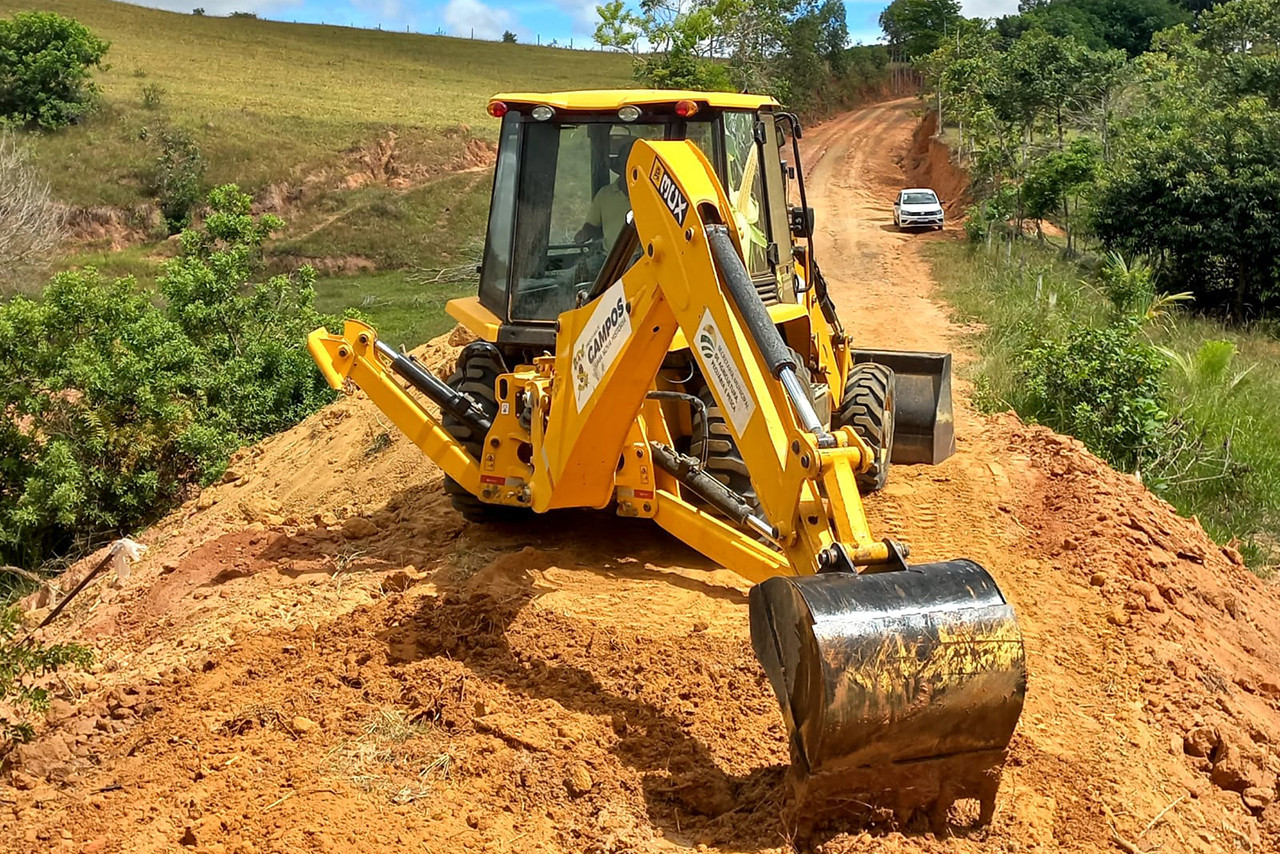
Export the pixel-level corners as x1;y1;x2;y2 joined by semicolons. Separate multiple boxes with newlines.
748;560;1026;828
853;349;955;465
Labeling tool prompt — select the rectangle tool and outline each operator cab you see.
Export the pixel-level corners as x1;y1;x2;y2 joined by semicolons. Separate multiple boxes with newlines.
466;90;810;350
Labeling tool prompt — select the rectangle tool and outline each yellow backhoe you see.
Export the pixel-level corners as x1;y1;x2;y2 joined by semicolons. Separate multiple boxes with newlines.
308;91;1025;829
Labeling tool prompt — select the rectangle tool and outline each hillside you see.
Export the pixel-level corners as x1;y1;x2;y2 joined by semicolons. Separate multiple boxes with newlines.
1;0;633;206
2;0;633;345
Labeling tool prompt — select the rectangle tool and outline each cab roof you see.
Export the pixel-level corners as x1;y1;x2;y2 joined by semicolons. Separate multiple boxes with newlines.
488;89;780;112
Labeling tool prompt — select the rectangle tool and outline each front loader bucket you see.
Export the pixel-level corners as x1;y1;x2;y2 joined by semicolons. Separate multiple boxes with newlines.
853;349;955;465
748;560;1025;829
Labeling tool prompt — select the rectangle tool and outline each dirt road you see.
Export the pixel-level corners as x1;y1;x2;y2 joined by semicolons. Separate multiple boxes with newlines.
6;100;1280;854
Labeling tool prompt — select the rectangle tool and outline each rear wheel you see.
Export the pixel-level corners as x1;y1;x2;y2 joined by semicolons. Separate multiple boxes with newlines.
834;363;896;493
688;350;814;517
689;381;759;513
442;344;526;523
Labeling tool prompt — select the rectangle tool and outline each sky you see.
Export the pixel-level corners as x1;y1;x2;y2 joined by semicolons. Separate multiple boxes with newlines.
130;0;1020;46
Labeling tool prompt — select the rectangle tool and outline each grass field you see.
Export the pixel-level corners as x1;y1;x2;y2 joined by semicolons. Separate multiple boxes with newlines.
928;239;1280;574
3;0;635;346
2;0;633;205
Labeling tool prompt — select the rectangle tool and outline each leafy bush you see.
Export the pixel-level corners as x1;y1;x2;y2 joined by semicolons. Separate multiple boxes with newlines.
1016;319;1170;471
149;126;205;233
161;185;337;439
1;607;91;745
0;270;217;565
0;12;109;130
1097;250;1156;316
0;185;336;569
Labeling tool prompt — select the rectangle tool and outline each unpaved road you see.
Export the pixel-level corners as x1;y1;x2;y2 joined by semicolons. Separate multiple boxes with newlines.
5;99;1280;854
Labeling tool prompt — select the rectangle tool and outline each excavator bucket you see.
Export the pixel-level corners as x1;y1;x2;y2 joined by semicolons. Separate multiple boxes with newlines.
748;559;1025;830
853;349;955;465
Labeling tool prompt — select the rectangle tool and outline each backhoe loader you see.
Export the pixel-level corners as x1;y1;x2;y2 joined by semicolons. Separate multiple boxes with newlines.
308;91;1026;830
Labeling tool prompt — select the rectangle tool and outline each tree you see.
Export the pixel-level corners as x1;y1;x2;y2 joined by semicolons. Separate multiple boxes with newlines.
879;0;962;59
595;0;732;90
0;12;109;129
501;29;517;43
1197;0;1280;106
1094;95;1280;319
1001;0;1189;56
1021;136;1100;250
0;132;61;291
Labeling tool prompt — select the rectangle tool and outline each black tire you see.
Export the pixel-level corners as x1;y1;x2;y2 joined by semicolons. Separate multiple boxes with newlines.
687;350;813;516
834;363;896;493
441;344;526;523
689;381;759;512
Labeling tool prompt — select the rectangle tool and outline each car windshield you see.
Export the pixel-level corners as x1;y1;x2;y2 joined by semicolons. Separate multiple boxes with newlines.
902;191;938;205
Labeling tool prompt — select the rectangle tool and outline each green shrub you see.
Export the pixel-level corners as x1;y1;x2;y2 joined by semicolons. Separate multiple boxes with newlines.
140;82;165;110
149;126;205;233
0;269;218;565
1016;319;1170;472
0;185;337;569
0;12;109;130
1;607;91;745
161;185;337;439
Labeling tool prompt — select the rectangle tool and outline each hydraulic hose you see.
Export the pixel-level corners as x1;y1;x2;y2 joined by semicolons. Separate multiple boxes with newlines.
650;441;777;540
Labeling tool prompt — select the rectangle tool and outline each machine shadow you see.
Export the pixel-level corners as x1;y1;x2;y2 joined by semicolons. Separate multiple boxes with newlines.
293;486;788;848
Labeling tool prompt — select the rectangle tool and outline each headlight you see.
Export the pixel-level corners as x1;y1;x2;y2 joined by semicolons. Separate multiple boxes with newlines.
531;104;555;122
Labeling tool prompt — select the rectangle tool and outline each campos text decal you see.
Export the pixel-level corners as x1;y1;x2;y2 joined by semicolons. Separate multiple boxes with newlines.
572;281;632;411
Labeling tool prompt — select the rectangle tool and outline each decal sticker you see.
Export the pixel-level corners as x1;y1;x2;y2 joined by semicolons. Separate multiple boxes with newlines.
649;157;689;225
694;308;756;436
572;281;632;411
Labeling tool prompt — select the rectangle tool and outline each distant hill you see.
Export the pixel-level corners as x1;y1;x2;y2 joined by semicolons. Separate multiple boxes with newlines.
0;0;634;206
1;0;634;344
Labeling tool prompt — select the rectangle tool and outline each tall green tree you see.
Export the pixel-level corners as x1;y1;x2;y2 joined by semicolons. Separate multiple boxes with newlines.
879;0;963;59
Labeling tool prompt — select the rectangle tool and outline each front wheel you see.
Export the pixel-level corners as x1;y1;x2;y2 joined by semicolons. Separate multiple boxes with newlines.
834;363;896;493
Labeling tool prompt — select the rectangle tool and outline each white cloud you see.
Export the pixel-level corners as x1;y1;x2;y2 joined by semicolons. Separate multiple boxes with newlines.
553;0;599;36
961;0;1020;19
443;0;515;39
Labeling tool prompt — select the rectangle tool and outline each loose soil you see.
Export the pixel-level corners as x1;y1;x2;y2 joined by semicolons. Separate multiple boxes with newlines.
5;100;1280;854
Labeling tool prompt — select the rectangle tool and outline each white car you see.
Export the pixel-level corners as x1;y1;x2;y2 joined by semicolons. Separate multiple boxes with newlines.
893;188;945;230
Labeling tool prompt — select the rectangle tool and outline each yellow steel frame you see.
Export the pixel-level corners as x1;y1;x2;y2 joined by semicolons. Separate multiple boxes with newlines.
308;138;896;582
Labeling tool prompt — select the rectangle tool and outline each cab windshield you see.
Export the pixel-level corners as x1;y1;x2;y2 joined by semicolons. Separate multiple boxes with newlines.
509;121;665;321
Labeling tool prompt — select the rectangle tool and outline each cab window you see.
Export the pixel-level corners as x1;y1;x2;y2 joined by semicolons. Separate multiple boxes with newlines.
509;121;664;322
722;111;772;281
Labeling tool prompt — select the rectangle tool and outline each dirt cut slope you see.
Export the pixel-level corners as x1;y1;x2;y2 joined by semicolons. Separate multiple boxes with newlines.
4;99;1280;854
